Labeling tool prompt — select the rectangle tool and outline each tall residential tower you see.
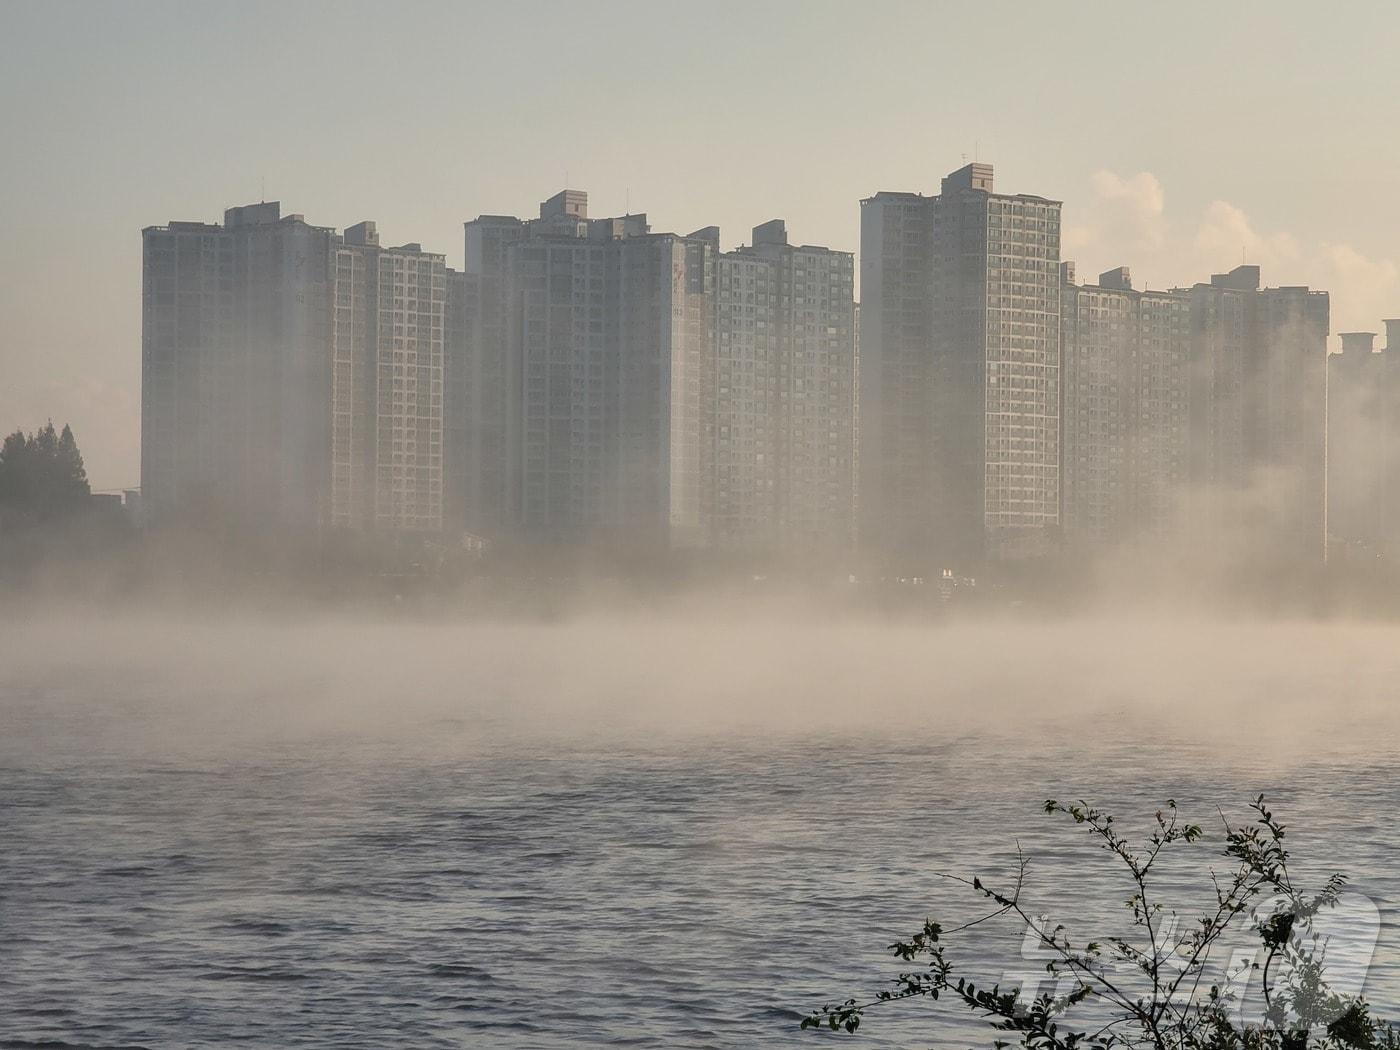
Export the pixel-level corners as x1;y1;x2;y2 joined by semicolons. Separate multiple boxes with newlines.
142;202;446;537
1059;264;1190;548
708;220;856;552
141;203;334;531
1328;322;1400;556
452;192;856;555
860;163;1061;568
329;221;446;533
1178;265;1329;561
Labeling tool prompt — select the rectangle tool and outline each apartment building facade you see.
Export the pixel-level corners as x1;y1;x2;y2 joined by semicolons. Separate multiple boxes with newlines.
453;192;856;555
1179;265;1329;561
1328;322;1400;556
860;163;1061;569
142;202;446;536
1059;264;1189;548
141;202;334;531
329;221;446;533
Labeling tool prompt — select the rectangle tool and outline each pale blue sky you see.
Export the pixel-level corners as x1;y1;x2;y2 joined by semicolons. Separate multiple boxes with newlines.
4;0;1398;488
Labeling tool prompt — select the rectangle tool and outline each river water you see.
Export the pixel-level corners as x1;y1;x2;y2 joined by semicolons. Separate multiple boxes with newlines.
2;613;1397;1048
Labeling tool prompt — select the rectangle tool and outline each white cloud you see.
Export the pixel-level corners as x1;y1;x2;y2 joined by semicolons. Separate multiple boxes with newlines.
1314;243;1400;334
1193;200;1300;273
1089;170;1167;250
1063;170;1167;277
1066;170;1400;340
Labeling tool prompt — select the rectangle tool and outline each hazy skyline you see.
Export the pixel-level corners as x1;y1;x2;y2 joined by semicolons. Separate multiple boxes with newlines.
5;0;1400;489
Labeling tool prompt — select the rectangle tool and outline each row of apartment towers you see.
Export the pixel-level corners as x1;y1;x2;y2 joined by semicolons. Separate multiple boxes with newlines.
141;164;1336;568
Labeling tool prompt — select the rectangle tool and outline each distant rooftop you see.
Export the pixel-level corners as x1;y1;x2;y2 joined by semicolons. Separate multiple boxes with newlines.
864;163;1060;205
941;162;995;194
225;201;281;228
540;189;588;221
1210;264;1261;291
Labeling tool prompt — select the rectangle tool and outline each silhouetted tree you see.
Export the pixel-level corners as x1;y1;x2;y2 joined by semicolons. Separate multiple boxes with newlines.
0;421;91;527
803;796;1397;1049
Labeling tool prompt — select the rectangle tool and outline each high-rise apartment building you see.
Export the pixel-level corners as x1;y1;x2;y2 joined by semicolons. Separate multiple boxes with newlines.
1178;265;1329;561
734;221;856;552
329;221;446;533
143;202;446;536
1328;322;1400;555
457;214;526;538
857;190;933;564
616;230;715;548
508;194;643;541
459;193;712;546
443;267;480;533
703;221;856;552
1059;264;1189;548
860;163;1061;568
141;202;334;530
453;192;856;555
709;230;778;548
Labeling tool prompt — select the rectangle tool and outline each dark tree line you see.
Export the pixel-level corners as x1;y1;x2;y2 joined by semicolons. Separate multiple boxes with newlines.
0;421;91;528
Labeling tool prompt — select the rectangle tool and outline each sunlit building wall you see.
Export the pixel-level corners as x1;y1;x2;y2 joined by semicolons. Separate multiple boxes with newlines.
860;163;1061;568
455;194;856;555
329;221;446;533
1059;264;1189;548
732;221;856;553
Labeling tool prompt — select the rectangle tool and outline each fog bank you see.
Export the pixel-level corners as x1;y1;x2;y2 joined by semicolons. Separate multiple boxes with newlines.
3;609;1397;765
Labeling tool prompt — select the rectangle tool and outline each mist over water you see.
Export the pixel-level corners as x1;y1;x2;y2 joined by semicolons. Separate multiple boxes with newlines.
10;1;1400;1045
1;608;1397;1047
4;607;1399;753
